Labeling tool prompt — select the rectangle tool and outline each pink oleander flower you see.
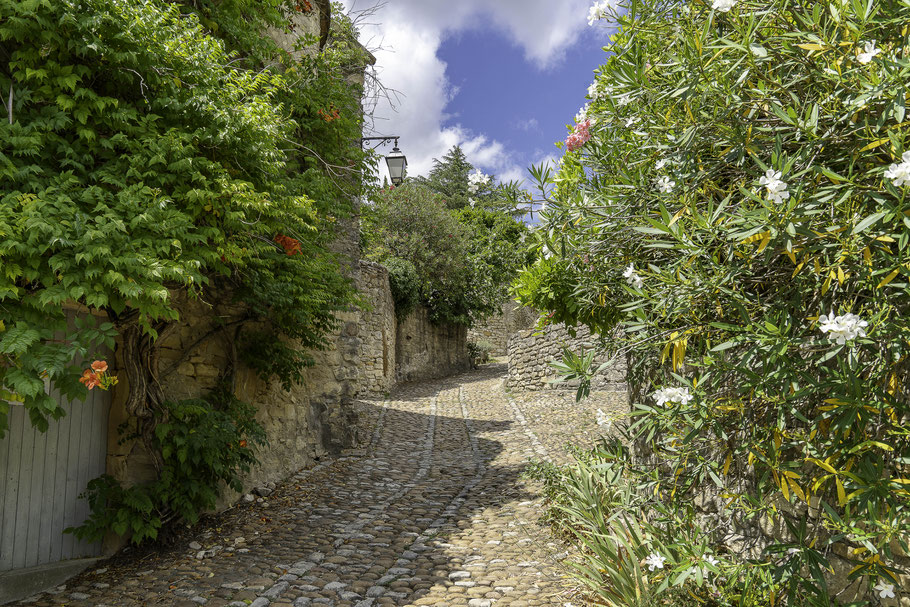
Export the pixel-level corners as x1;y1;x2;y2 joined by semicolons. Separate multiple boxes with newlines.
566;119;592;152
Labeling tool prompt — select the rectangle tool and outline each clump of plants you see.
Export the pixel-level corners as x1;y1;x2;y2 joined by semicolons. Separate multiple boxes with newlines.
517;0;910;602
68;386;266;544
529;438;810;607
467;339;494;367
0;0;369;437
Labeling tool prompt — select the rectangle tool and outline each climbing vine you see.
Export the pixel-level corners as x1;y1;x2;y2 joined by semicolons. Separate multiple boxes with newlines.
0;0;372;436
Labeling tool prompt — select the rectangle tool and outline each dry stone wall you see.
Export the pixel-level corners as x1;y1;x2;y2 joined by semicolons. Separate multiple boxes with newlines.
467;300;537;356
507;321;626;392
106;285;364;512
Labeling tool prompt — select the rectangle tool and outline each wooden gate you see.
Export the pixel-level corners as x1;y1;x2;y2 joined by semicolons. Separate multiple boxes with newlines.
0;379;110;572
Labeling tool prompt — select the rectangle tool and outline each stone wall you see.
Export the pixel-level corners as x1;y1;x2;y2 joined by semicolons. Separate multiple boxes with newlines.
467;300;537;357
106;288;364;514
395;306;470;383
356;260;471;395
356;261;396;397
507;322;626;392
105;2;369;505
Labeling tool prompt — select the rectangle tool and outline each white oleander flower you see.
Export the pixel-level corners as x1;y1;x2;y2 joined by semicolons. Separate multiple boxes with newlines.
657;175;675;193
622;264;644;289
596;408;612;428
885;151;910;187
759;169;790;205
655;157;669;170
645;553;666;571
587;0;611;25
652;386;693;407
874;581;896;599
576;103;590;124
468;170;491;194
588;81;602;100
857;40;881;64
712;0;738;11
616;94;632;106
691;554;720;577
818;311;868;344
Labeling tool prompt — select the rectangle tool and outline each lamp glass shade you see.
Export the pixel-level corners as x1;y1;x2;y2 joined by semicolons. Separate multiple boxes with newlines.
385;146;407;186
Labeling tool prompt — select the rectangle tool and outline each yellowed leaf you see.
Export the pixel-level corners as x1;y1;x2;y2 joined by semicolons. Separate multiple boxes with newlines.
878;269;900;288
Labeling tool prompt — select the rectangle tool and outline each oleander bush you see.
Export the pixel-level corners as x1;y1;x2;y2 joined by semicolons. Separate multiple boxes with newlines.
517;0;910;602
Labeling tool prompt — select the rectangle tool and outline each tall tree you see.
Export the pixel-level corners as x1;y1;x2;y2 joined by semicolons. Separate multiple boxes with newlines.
415;145;473;209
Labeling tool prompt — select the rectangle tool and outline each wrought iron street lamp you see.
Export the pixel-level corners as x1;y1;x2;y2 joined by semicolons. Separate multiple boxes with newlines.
360;136;407;186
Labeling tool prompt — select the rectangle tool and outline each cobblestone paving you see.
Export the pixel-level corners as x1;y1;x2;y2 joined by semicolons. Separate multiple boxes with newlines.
13;364;627;607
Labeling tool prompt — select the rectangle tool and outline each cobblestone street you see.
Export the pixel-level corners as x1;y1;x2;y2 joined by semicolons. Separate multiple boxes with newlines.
12;364;627;607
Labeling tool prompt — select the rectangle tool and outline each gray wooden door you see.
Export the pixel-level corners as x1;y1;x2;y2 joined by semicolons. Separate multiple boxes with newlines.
0;377;110;572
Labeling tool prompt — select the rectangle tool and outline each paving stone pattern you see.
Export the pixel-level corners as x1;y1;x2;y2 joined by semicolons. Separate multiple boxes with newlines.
12;364;627;607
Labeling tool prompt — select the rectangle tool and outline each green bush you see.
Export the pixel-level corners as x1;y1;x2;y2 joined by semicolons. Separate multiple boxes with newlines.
518;0;910;601
68;386;266;544
383;257;421;320
466;339;494;367
363;183;478;325
529;440;804;607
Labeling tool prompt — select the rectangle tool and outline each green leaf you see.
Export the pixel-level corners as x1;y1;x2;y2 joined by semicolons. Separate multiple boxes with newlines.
852;211;888;235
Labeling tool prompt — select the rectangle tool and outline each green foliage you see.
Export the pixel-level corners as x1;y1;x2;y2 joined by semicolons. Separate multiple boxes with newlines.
549;346;610;402
415;145;534;216
363;183;475;324
466;339;494;367
519;0;910;600
529;440;806;607
456;207;533;311
363;183;532;325
413;145;474;210
383;257;421;320
68;386;266;544
0;0;369;434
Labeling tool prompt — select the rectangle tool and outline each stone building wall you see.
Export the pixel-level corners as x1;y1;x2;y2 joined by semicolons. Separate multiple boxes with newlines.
106;287;364;515
467;300;537;357
507;322;626;392
106;0;371;505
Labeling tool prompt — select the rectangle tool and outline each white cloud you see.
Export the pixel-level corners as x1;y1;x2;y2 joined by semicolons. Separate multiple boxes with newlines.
340;0;594;185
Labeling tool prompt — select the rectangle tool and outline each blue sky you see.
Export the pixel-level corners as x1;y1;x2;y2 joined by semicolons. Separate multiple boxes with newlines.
438;27;612;182
340;0;615;187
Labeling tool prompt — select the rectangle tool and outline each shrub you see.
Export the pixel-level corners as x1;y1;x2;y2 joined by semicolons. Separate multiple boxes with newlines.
529;439;804;607
466;339;494;367
383;257;421;320
363;183;477;325
518;0;910;601
68;386;266;544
